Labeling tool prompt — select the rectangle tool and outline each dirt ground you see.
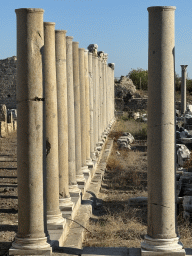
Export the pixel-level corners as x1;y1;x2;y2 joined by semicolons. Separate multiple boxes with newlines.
1;118;192;255
0;132;17;255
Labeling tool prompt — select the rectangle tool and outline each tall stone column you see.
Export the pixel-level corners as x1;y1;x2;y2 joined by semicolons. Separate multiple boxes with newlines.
44;22;65;229
84;49;94;167
72;42;86;185
66;36;81;196
55;30;73;209
108;63;115;123
88;52;95;161
103;53;109;129
87;44;98;156
181;65;188;114
141;6;185;255
10;8;51;255
79;48;90;175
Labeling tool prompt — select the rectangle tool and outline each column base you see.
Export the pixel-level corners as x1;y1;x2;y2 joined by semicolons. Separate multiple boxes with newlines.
69;184;81;197
76;173;86;188
47;212;66;230
9;247;52;255
82;165;90;178
59;197;74;213
9;236;51;254
141;235;185;255
86;158;94;168
97;140;104;146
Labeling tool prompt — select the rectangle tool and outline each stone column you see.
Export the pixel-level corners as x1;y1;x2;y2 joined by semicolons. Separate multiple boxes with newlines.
88;51;95;161
44;22;65;229
103;53;109;129
55;30;73;208
141;6;185;255
84;49;94;168
66;36;81;197
87;44;98;156
79;48;89;174
72;42;86;186
181;65;188;114
10;8;51;255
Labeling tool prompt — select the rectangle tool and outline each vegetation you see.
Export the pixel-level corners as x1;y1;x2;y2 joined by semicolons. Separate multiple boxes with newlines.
127;68;148;90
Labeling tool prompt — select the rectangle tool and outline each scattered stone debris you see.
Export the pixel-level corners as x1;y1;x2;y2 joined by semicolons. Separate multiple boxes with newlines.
117;132;134;149
177;144;190;167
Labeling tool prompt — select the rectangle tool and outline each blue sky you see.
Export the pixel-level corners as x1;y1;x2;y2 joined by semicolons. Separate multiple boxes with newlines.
1;0;192;78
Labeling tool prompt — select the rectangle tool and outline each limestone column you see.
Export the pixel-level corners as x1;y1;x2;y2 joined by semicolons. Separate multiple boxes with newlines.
88;52;95;161
55;30;73;208
101;53;107;134
72;42;86;185
84;49;94;167
10;8;51;255
181;65;188;114
87;44;98;155
95;55;101;151
66;36;81;197
79;48;89;173
44;22;65;228
141;6;185;255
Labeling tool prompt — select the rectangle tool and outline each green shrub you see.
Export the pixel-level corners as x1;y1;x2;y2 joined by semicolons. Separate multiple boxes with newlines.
127;68;148;90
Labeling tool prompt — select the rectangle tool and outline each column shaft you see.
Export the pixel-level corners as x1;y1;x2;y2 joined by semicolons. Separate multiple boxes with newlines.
181;65;188;114
44;22;64;226
12;8;51;252
79;48;87;166
66;36;77;186
88;52;95;160
142;6;184;254
55;30;70;199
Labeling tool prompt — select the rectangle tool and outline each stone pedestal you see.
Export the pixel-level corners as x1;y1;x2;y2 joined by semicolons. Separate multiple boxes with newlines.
44;22;66;229
66;36;81;197
72;42;85;186
55;30;73;211
141;6;185;255
181;65;188;115
10;8;51;255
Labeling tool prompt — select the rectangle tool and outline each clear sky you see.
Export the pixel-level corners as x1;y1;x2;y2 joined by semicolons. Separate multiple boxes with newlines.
1;0;192;78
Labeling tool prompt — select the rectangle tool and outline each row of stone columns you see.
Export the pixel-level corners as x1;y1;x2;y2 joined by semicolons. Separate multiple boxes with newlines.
10;7;115;255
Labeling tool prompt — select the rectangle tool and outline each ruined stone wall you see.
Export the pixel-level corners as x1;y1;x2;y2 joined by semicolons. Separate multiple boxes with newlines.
0;57;17;109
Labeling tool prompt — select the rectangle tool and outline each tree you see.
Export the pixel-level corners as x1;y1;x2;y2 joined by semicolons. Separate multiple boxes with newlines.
127;68;148;90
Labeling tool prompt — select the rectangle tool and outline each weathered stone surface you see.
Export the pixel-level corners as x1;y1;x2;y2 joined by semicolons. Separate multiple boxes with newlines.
0;57;16;109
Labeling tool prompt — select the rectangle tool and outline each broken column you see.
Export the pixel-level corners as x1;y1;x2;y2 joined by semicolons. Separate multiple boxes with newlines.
66;36;81;196
44;22;65;229
84;49;94;167
108;63;115;123
10;8;51;255
72;42;85;186
55;30;72;208
181;65;188;114
141;6;185;255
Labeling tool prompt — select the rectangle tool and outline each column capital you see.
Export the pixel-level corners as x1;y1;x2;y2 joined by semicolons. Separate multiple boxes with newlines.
147;6;176;12
108;63;115;70
15;8;44;13
87;44;98;56
103;53;108;64
181;65;188;71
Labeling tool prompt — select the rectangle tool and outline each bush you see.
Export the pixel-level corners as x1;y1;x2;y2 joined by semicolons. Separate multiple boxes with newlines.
127;68;148;90
187;79;192;94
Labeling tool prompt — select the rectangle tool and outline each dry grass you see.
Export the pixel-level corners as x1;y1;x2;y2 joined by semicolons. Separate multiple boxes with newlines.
83;116;192;249
83;118;148;248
